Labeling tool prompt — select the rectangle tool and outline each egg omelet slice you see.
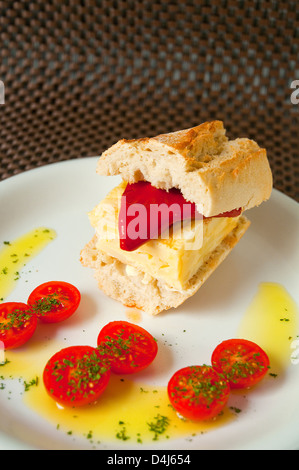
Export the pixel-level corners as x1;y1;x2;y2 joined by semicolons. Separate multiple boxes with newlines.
89;182;241;291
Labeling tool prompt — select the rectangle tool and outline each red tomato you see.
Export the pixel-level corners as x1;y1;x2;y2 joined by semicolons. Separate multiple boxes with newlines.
27;281;81;323
168;365;230;421
97;321;158;374
43;345;111;407
211;339;270;389
0;302;37;350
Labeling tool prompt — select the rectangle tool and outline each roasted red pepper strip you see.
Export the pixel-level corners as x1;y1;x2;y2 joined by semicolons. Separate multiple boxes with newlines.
119;181;241;251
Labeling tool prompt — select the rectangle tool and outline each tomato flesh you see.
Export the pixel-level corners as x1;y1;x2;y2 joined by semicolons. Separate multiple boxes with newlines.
211;339;270;389
97;321;158;374
119;181;242;251
0;302;37;350
27;281;81;323
43;345;111;407
168;365;230;421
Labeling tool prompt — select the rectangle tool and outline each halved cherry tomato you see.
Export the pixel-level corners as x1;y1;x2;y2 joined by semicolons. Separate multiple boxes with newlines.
168;365;230;421
0;302;37;350
27;281;81;323
211;339;270;389
97;321;158;374
43;345;111;407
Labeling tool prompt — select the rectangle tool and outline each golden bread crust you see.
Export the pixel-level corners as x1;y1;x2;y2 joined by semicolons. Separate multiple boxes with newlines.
96;121;272;217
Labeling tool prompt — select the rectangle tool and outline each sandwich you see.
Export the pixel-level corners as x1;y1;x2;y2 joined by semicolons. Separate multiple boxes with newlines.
80;121;272;315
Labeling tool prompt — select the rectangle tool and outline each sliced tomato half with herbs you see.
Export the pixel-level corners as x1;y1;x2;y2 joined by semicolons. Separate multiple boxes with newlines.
27;281;81;323
211;339;270;389
0;302;37;350
97;321;158;374
168;365;230;421
43;345;111;407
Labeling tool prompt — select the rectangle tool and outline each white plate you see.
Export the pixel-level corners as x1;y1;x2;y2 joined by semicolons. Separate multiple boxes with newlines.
0;157;298;450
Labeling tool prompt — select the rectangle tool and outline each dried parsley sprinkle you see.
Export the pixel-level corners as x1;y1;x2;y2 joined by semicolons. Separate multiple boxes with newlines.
30;294;62;316
116;422;130;441
147;414;170;441
24;376;39;391
49;350;109;400
97;329;144;368
173;366;228;406
0;308;33;331
230;406;242;414
218;349;268;383
0;358;10;367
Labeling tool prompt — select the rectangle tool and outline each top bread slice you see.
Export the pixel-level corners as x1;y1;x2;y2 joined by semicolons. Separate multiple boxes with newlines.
96;121;272;217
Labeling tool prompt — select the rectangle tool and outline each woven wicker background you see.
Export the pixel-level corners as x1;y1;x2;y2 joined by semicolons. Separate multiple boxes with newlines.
1;0;299;201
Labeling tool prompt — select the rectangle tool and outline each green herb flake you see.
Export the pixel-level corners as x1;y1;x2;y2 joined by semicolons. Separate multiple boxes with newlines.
24;376;39;391
147;414;170;441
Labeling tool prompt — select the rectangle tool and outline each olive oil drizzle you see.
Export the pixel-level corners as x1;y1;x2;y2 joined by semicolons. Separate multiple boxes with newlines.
0;282;298;447
0;227;56;302
237;282;299;373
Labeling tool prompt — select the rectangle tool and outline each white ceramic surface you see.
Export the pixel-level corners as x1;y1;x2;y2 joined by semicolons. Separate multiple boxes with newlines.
0;157;298;450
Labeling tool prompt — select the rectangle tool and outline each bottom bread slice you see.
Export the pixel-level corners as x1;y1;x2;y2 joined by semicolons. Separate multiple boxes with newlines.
80;215;250;315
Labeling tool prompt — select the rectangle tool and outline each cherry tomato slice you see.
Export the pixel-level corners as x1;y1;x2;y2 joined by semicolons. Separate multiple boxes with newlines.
27;281;81;323
43;345;111;407
97;321;158;374
211;339;270;389
168;365;230;421
0;302;37;350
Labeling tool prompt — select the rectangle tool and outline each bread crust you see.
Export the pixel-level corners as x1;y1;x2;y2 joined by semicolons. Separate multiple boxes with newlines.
80;216;250;315
96;121;272;217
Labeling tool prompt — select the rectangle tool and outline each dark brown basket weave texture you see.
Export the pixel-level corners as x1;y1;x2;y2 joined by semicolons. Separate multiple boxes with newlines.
1;0;299;202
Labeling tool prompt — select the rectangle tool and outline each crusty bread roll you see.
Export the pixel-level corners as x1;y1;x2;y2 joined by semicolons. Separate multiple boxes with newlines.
97;121;272;217
81;121;272;315
80;216;250;315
